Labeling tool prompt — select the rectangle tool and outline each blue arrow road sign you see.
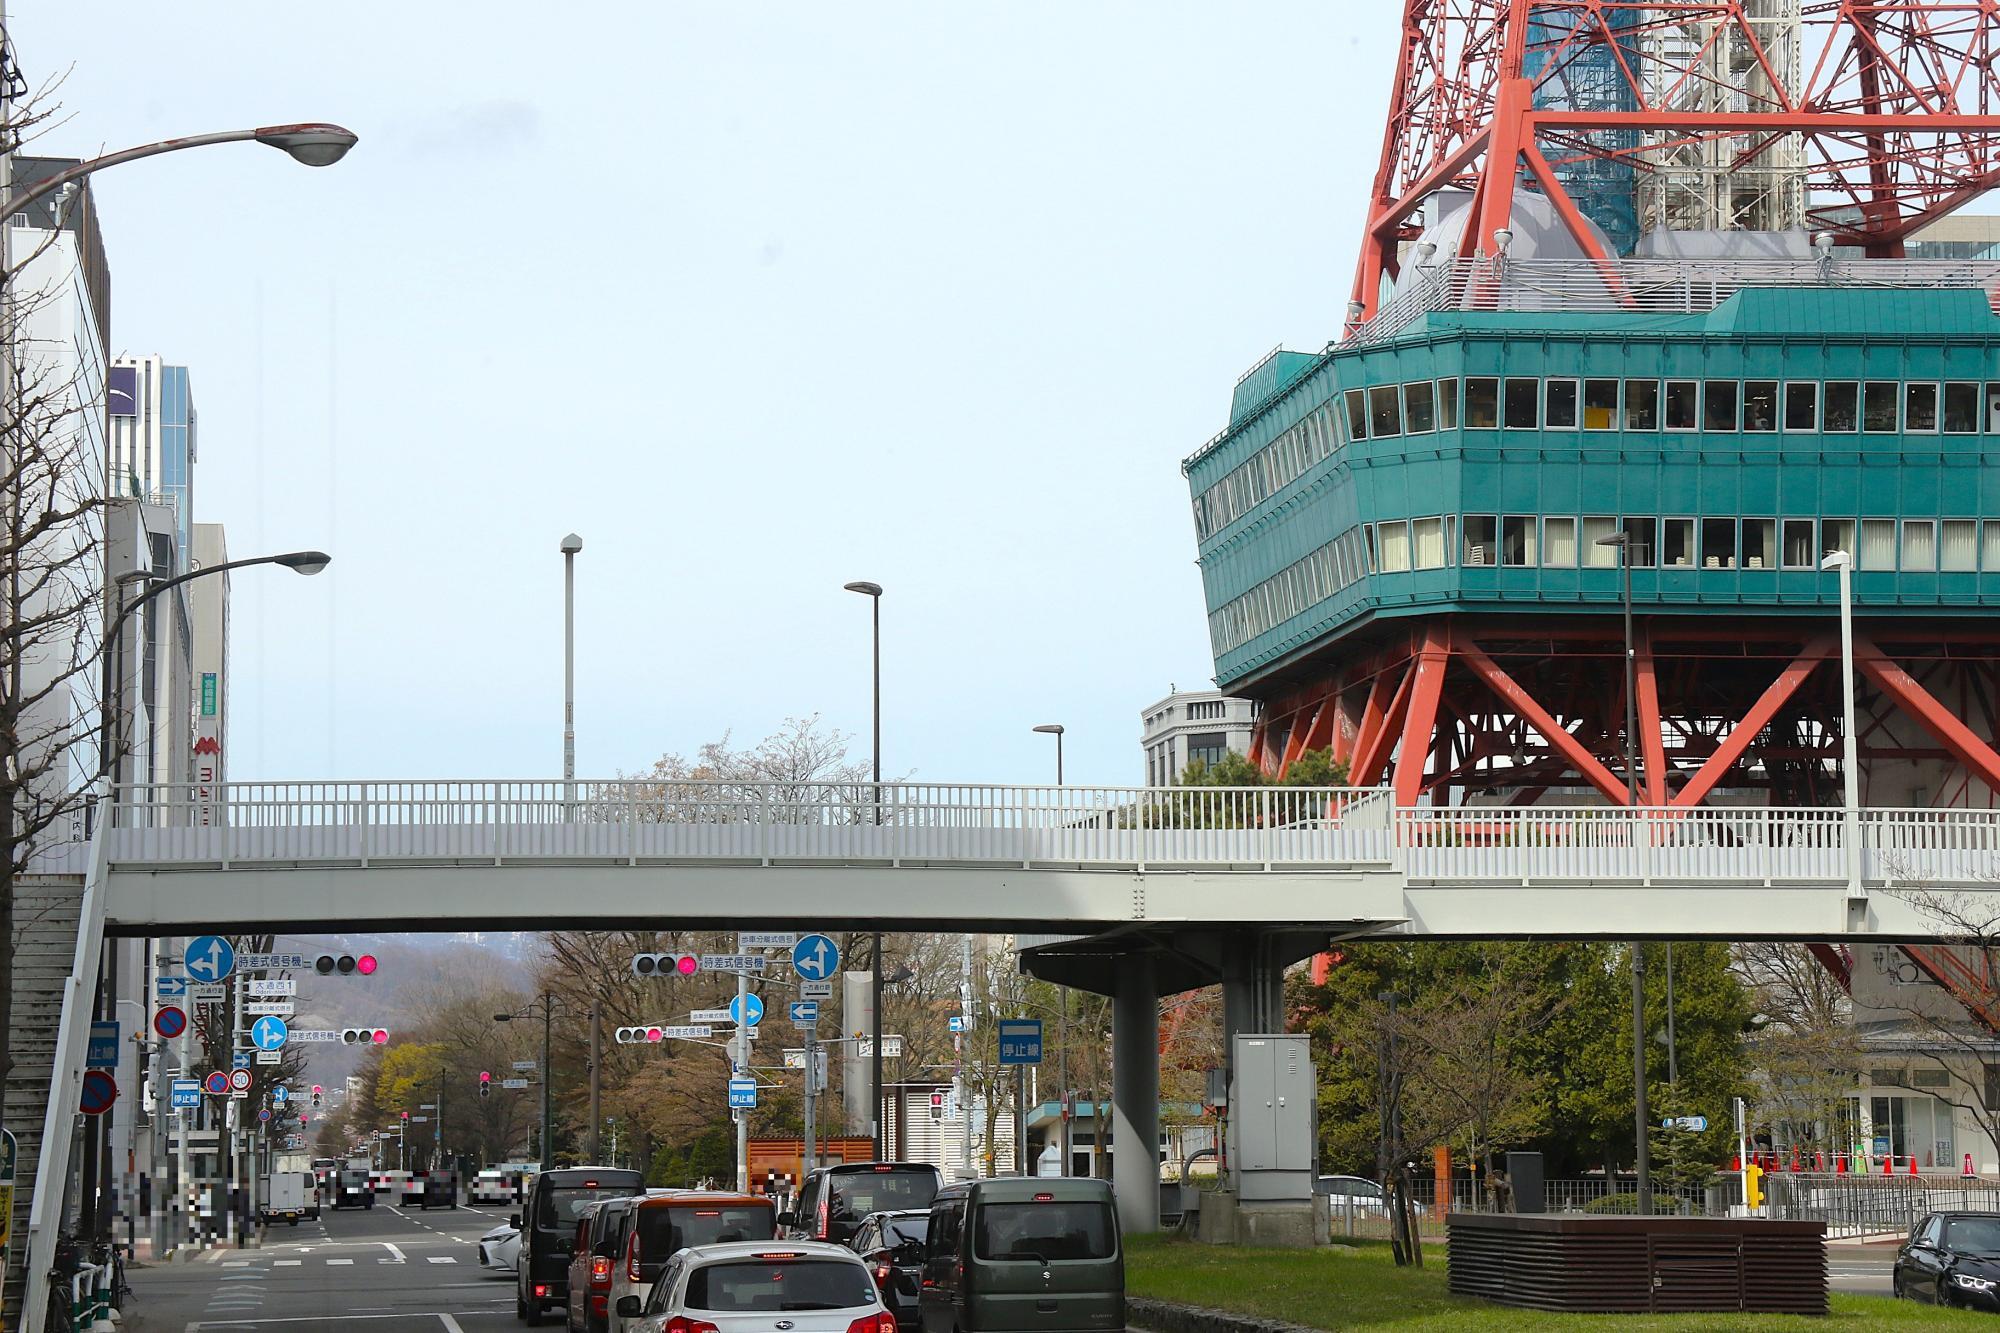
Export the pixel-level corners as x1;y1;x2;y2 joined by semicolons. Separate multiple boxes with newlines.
184;935;235;984
998;1018;1044;1066
727;1076;758;1109
87;1022;120;1069
232;1052;252;1070
729;993;765;1027
792;934;840;981
251;1016;290;1051
171;1079;202;1109
272;1086;288;1103
154;975;189;1000
789;1001;819;1026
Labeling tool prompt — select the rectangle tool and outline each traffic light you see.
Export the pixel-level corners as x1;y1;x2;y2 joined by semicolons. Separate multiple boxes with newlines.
316;953;379;976
630;953;701;979
341;1027;390;1045
1745;1162;1765;1210
614;1026;669;1045
929;1090;945;1122
311;1085;324;1110
400;1110;409;1122
480;1070;492;1099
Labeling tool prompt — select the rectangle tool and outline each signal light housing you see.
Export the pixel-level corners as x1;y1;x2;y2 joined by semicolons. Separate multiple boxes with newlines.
318;953;379;977
630;952;702;978
614;1026;671;1045
340;1027;390;1045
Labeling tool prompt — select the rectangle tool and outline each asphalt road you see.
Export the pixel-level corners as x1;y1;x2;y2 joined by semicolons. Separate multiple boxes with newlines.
1828;1245;1895;1296
125;1197;521;1333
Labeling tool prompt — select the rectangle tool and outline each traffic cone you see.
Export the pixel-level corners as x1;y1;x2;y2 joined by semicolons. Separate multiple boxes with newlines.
1883;1154;1894;1175
1836;1154;1847;1174
1965;1153;1976;1178
1910;1155;1920;1177
1815;1152;1826;1171
1730;1154;1741;1171
1791;1148;1802;1172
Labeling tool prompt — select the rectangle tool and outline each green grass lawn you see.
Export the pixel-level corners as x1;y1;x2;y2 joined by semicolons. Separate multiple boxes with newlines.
1124;1234;1988;1330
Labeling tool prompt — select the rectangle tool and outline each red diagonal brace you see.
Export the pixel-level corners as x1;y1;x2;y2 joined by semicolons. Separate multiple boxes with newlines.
1457;640;1631;805
1636;630;1668;806
1672;638;1833;808
1856;638;2000;797
1393;628;1452;808
1804;943;1853;995
1350;663;1412;791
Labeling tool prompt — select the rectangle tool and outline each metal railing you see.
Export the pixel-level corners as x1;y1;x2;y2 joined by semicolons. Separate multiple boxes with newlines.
1766;1172;2000;1240
104;781;1398;870
97;783;2000;885
1349;254;2000;345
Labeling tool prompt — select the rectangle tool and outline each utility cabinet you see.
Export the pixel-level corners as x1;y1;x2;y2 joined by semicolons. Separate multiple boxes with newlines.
1229;1033;1314;1202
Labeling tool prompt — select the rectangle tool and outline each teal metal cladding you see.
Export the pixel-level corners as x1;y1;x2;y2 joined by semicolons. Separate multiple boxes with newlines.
1187;289;2000;690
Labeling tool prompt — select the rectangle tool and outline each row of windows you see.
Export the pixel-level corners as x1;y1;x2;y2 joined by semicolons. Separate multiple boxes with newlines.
1208;526;1370;656
1346;378;2000;439
1192;375;2000;544
1209;512;2000;659
1192;401;1340;540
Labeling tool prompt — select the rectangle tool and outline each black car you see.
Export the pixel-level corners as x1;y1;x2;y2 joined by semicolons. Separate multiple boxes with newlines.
1895;1210;2000;1308
514;1166;644;1326
849;1209;929;1330
785;1162;942;1246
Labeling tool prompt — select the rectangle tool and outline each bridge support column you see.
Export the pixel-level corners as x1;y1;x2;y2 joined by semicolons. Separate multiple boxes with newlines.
1111;954;1159;1235
1221;933;1284;1048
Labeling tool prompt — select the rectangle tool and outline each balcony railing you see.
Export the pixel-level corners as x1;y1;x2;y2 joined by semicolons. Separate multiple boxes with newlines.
1349;254;2000;346
95;782;2000;887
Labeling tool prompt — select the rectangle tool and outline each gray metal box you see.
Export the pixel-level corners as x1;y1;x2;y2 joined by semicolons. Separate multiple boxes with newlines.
1230;1033;1314;1201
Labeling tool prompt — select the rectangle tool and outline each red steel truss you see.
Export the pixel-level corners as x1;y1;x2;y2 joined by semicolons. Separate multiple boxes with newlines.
1351;0;2000;323
1258;616;2000;1020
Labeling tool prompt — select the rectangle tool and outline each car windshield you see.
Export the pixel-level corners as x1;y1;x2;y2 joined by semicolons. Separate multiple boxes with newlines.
973;1201;1116;1262
830;1171;938;1220
685;1259;876;1312
1945;1216;2000;1254
637;1206;774;1271
539;1186;635;1231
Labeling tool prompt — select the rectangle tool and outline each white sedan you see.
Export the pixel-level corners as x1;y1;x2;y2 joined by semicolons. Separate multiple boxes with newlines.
478;1221;520;1275
619;1241;894;1333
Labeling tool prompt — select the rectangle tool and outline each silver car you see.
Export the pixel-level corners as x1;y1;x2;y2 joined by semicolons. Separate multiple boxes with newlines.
479;1221;521;1274
618;1241;893;1333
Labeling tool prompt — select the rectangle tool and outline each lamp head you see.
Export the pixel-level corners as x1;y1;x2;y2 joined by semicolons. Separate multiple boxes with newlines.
843;581;883;598
115;568;155;588
254;123;358;167
1593;532;1630;547
491;1014;514;1023
1820;549;1852;571
1033;724;1065;736
275;550;332;576
560;534;583;554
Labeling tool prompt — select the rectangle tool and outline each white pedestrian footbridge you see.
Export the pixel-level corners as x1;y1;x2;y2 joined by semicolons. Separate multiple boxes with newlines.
90;780;2000;939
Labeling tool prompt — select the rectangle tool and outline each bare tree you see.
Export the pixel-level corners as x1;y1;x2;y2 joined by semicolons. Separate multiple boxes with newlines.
1733;943;1861;1161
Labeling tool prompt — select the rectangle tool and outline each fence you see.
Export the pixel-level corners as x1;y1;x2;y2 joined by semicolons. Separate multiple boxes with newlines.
1767;1172;2000;1239
1324;1175;1721;1242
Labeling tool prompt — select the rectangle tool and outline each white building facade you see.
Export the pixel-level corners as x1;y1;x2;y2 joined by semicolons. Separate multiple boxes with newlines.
1140;688;1259;785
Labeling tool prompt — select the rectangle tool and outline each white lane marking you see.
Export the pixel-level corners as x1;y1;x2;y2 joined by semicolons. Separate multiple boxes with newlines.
438;1317;467;1333
273;1260;302;1267
327;1258;354;1265
426;1255;456;1264
222;1261;252;1268
187;1316;479;1328
381;1241;407;1262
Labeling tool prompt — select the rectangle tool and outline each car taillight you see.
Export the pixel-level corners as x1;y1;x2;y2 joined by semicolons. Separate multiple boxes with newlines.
874;1262;893;1286
817;1194;830;1240
534;1284;549;1298
665;1319;721;1333
626;1231;642;1282
591;1256;612;1286
846;1314;897;1333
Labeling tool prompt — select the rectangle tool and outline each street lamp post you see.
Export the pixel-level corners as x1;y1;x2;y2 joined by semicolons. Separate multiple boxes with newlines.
1595;529;1650;1216
496;993;578;1170
0;124;357;223
1032;724;1068;1174
561;534;582;799
99;550;330;785
1823;550;1863;898
844;580;885;1156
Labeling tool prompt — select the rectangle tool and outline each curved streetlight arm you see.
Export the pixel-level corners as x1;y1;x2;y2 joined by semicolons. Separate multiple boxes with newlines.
98;551;331;781
0;123;357;223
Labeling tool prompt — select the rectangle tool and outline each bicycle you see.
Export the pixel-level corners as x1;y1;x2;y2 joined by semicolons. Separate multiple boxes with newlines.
44;1232;79;1333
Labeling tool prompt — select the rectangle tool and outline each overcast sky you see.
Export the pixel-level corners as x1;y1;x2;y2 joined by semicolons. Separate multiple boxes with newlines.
14;3;1397;787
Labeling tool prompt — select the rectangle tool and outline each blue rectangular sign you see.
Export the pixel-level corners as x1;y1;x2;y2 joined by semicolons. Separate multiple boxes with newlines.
154;975;189;1001
87;1022;120;1069
171;1079;202;1109
998;1018;1043;1066
789;1001;819;1026
727;1077;758;1109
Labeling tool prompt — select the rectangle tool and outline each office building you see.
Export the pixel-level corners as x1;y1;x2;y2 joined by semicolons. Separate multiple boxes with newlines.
1140;689;1258;786
108;354;197;570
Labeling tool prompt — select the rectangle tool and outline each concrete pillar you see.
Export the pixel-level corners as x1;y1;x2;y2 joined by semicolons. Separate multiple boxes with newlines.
1221;933;1283;1046
1112;955;1159;1235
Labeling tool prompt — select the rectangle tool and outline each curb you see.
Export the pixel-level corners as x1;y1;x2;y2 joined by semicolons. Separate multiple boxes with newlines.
1127;1296;1321;1333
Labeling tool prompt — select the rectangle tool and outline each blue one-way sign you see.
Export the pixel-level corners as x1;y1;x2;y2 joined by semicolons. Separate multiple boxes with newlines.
789;1001;819;1027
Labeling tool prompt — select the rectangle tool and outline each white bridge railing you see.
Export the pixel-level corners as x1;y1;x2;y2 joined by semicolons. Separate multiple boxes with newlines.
100;782;2000;885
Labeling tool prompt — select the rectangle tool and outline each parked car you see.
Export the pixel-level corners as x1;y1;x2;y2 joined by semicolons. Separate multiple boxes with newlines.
474;1169;516;1206
423;1169;460;1210
920;1177;1122;1333
848;1209;929;1330
616;1241;893;1333
481;1221;523;1275
1895;1210;2000;1308
607;1191;776;1333
567;1196;644;1333
515;1166;644;1326
1312;1175;1426;1217
785;1162;943;1246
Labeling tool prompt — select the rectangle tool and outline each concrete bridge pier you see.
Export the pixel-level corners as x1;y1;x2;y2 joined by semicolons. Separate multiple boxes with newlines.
1110;954;1159;1236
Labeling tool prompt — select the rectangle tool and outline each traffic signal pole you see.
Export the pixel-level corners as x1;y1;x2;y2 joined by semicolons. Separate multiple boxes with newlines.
540;993;554;1170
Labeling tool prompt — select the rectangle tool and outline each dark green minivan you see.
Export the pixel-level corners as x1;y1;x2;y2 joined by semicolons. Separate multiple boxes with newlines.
918;1178;1122;1333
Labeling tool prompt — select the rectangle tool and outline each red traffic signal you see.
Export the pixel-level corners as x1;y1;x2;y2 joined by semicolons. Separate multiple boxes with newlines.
318;954;381;977
479;1070;491;1083
311;1084;323;1095
357;954;378;975
400;1110;409;1120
